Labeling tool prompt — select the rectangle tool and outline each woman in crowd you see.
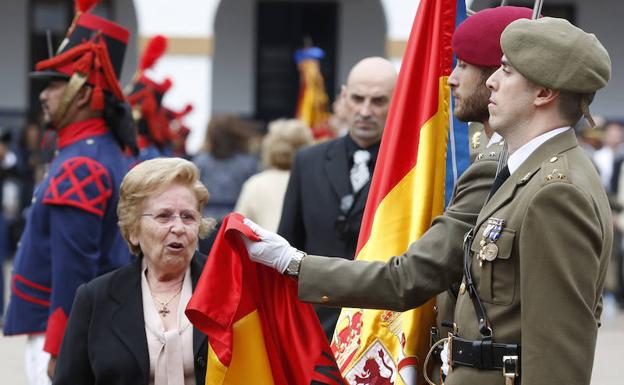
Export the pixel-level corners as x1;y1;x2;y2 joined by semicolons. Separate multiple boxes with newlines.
235;118;312;232
192;114;259;222
53;157;214;385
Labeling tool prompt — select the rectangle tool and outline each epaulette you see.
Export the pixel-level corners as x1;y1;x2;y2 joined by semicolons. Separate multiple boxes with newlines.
469;123;487;161
539;153;571;186
474;140;505;163
43;156;113;217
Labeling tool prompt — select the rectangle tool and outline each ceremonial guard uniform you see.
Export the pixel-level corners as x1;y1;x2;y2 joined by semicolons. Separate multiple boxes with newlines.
3;8;134;362
127;35;174;162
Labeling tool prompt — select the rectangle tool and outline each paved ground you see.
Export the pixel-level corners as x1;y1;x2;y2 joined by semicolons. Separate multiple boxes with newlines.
1;262;623;384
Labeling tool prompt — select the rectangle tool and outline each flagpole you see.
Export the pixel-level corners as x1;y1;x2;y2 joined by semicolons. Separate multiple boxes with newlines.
532;0;544;19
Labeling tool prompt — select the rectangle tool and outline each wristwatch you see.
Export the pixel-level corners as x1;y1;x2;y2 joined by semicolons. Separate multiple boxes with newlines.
284;250;306;278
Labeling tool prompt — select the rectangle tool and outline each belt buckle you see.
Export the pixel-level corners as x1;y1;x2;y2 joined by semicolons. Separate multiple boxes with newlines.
503;355;519;380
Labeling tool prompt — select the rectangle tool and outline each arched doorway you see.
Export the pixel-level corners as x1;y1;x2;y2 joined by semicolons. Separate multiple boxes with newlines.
211;0;387;123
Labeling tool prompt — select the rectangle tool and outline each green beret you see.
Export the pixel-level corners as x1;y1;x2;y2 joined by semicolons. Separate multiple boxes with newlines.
501;17;611;93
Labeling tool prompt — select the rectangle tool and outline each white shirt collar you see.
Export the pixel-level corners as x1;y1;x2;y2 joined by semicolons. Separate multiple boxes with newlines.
486;132;503;148
507;126;571;175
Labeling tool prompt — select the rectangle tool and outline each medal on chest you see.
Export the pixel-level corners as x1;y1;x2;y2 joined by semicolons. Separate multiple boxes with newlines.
478;217;505;265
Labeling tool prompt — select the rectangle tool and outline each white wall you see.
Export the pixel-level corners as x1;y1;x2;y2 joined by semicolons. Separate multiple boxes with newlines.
381;0;420;40
133;0;216;153
133;0;215;36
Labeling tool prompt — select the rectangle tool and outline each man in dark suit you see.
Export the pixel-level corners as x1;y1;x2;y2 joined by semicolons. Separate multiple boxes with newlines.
278;57;398;339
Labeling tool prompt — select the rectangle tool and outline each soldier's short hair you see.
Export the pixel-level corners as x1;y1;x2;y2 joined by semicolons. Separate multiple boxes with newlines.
558;91;595;126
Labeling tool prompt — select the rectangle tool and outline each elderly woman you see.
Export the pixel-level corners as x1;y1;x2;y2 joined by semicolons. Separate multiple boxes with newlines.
53;158;213;385
234;118;313;232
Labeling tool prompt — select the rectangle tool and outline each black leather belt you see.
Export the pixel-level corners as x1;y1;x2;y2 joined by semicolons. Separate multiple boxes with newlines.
450;335;520;370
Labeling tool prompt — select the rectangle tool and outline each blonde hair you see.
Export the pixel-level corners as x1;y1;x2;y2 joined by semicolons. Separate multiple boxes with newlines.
117;157;214;255
262;119;313;170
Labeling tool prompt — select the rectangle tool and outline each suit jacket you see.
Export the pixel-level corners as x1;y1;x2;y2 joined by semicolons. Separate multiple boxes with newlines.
53;255;208;385
299;130;611;385
278;135;374;338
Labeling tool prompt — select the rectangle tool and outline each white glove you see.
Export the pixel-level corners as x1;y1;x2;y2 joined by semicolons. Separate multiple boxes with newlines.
241;218;297;273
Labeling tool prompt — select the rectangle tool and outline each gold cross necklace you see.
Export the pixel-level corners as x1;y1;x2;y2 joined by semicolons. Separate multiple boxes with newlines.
151;284;183;317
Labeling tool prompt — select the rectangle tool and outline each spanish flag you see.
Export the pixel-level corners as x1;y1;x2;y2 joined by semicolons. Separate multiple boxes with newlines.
331;1;468;384
186;213;345;385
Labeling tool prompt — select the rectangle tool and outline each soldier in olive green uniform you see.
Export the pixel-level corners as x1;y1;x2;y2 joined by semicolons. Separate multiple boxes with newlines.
242;16;612;385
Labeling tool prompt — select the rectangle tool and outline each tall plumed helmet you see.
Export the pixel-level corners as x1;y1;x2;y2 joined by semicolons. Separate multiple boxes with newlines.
31;0;130;111
31;0;139;154
126;35;173;147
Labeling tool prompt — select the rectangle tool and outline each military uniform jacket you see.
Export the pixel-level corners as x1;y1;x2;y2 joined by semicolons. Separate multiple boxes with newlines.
3;118;131;356
445;129;612;385
299;129;611;385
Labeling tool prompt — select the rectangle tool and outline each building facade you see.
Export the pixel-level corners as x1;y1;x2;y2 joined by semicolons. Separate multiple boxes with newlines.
0;0;621;153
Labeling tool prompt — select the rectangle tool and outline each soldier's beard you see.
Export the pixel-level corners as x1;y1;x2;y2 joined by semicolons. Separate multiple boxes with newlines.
455;85;490;123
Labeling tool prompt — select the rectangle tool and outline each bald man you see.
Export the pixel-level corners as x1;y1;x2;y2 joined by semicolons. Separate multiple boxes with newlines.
277;57;398;339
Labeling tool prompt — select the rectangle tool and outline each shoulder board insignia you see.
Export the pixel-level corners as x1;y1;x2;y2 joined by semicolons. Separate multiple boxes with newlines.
540;154;570;185
471;132;482;149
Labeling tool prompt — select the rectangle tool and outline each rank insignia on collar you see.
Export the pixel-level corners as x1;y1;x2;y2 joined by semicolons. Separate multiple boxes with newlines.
471;132;481;149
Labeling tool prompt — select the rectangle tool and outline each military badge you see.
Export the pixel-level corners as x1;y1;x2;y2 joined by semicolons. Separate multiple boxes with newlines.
478;218;505;264
471;131;482;149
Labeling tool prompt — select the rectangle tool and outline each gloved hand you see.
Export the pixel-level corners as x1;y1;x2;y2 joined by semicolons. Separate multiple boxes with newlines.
241;218;297;273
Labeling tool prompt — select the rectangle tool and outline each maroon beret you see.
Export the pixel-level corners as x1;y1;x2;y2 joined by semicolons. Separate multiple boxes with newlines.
452;6;533;67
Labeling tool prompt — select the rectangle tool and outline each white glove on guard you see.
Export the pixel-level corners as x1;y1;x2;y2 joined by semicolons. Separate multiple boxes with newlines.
242;218;297;273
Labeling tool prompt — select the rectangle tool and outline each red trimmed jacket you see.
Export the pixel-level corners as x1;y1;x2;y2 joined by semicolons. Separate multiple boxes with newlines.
3;118;131;355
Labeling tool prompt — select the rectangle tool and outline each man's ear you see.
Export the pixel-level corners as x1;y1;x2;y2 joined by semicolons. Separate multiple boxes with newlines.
75;86;93;109
340;84;348;101
534;87;559;108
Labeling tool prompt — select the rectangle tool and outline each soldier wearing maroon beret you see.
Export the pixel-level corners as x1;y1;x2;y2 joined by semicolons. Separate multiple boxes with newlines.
437;4;533;353
449;6;533;142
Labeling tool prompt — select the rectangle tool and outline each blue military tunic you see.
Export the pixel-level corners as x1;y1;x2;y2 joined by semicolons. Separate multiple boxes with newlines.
3;118;131;355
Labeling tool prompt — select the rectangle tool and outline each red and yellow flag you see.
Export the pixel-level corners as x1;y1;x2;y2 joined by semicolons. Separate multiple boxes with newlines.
295;47;333;140
331;1;468;384
186;213;345;385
